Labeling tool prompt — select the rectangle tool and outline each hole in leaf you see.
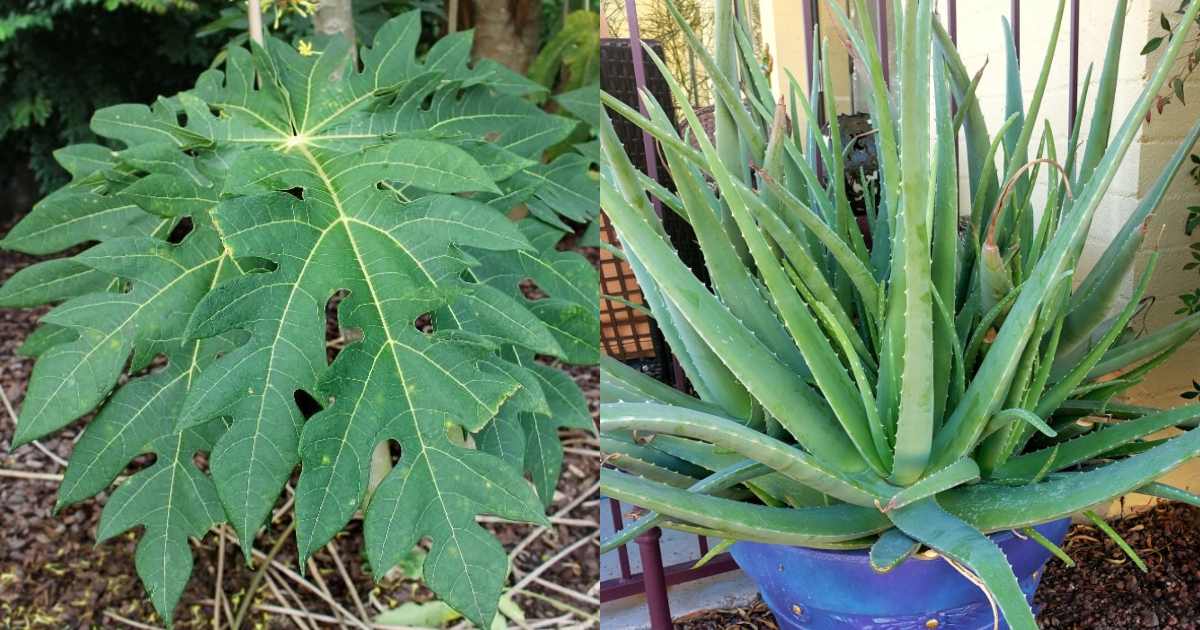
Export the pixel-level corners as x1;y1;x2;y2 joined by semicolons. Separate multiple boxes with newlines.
239;256;278;273
294;389;324;420
284;186;305;200
167;217;194;244
193;451;210;473
420;92;435;111
519;278;546;301
176;110;188;127
413;313;433;334
326;289;349;363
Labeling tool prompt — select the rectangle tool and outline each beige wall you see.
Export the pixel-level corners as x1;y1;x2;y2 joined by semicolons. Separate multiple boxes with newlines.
942;0;1200;509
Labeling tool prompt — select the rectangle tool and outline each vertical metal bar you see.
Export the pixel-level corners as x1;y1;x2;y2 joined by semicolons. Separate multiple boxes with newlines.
876;0;889;86
638;528;674;630
803;0;825;180
623;0;663;218
608;497;632;578
1011;0;1021;63
1068;0;1080;134
948;0;957;43
803;0;816;90
948;0;960;178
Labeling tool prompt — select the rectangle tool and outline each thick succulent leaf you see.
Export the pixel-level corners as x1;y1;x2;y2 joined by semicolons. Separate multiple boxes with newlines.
889;498;1037;630
602;468;890;547
601;402;897;506
869;528;920;573
601;178;863;470
945;425;1200;532
601;459;771;553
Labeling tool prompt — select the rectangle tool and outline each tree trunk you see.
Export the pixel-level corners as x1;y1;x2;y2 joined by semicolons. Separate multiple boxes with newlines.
313;0;357;79
470;0;541;74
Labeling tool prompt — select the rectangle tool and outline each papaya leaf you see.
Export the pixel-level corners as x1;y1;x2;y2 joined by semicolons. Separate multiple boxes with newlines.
2;13;595;627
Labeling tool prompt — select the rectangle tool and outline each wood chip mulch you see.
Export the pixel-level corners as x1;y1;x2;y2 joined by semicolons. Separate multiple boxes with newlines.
673;502;1200;630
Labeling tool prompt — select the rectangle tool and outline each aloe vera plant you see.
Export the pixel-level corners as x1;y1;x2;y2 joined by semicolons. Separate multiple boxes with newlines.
0;13;597;627
599;1;1200;626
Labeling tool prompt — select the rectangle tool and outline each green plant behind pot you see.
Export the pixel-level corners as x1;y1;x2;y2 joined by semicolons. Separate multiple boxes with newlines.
599;0;1200;626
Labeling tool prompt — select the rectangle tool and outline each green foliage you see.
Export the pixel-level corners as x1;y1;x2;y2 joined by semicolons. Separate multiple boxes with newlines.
1;14;597;627
528;9;599;92
599;0;1200;627
0;1;225;200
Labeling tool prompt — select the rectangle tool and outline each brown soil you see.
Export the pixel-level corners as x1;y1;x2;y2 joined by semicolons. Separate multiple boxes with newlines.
674;502;1200;630
0;214;600;628
1035;501;1200;629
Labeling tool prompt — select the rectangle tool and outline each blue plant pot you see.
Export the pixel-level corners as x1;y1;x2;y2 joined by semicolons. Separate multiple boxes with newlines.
729;518;1071;630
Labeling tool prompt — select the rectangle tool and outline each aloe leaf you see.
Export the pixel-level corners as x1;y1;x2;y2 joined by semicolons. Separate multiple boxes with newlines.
602;441;703;488
1063;63;1094;180
602;468;890;547
946;424;1200;532
932;57;959;423
601;402;896;506
886;457;980;512
678;98;883;473
870;528;920;573
646;76;814;381
1022;527;1075;567
667;0;763;160
647;434;833;507
1076;0;1128;186
600;459;771;553
1039;254;1156;415
1087;311;1200;379
992;404;1200;480
826;0;900;226
761;177;882;316
1134;482;1200;507
1053;399;1159;421
886;0;937;487
600;117;754;418
889;498;1037;630
601;179;866;469
1084;510;1147;572
1060;117;1200;354
933;21;998;216
600;355;723;414
602;433;709;479
933;0;1200;468
998;0;1066;222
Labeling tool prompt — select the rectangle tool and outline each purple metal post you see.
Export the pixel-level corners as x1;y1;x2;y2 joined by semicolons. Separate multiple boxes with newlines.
876;0;889;86
1068;0;1080;133
608;497;632;578
623;0;662;219
948;0;957;42
1011;0;1021;62
637;528;674;630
